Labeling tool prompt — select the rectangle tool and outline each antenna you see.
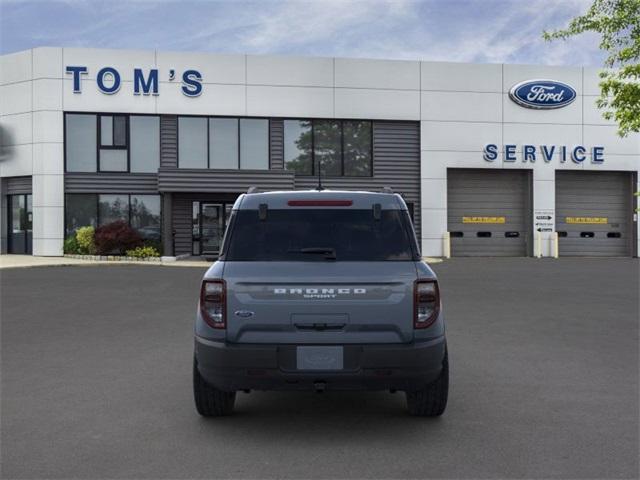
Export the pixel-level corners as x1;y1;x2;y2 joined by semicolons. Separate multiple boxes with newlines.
316;158;324;191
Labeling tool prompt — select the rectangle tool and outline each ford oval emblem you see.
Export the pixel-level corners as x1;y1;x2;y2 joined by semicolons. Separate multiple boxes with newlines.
234;310;254;318
509;79;577;110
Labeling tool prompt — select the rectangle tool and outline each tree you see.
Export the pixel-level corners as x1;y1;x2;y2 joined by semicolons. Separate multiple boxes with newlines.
543;0;640;137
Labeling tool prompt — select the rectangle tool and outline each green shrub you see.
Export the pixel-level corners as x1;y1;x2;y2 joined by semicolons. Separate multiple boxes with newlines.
75;226;96;254
142;239;163;255
63;236;79;254
125;245;160;258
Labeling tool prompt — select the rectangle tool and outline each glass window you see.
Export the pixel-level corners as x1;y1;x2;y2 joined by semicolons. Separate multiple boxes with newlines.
113;116;127;146
192;201;201;255
131;195;161;243
284;120;312;175
209;118;238;169
343;121;371;176
225;209;415;261
26;194;32;232
240;119;268;170
65;114;97;172
178;117;208;168
11;195;24;233
65;194;97;236
100;116;113;146
99;149;127;171
130;116;160;173
313;120;341;176
98;195;129;226
100;115;127;147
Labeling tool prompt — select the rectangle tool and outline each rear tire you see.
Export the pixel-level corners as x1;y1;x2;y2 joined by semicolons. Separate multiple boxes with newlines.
193;358;236;417
406;348;448;417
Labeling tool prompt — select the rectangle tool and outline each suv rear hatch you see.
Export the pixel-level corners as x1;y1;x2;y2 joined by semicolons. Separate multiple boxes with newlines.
220;202;420;344
224;261;417;343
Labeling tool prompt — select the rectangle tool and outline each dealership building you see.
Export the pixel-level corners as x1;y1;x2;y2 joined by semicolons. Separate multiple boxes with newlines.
0;47;638;258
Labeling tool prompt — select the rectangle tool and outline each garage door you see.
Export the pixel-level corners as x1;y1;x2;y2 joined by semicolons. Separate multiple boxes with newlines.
447;169;531;256
556;171;634;257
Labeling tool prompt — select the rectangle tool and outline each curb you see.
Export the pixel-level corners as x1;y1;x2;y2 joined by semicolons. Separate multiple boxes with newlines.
0;259;211;270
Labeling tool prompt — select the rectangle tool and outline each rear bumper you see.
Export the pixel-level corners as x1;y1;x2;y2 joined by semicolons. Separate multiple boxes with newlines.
194;336;446;392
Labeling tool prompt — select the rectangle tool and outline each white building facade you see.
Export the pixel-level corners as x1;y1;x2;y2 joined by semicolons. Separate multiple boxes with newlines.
1;47;638;257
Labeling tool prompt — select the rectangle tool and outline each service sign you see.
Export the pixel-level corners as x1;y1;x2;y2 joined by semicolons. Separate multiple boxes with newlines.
534;209;554;232
509;79;577;109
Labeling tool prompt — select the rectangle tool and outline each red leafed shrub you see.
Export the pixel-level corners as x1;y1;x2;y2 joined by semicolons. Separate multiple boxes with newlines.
94;220;143;255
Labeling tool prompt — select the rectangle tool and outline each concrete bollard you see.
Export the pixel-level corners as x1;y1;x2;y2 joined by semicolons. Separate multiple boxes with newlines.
443;232;451;259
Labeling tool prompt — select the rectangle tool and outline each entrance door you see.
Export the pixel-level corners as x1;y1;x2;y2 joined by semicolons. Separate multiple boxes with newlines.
201;203;224;256
8;194;32;254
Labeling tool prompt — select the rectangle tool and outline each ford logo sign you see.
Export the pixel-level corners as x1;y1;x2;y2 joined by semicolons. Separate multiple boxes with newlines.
509;79;577;109
234;310;254;318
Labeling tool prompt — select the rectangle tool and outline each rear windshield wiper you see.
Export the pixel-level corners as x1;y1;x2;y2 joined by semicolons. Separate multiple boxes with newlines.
287;247;337;260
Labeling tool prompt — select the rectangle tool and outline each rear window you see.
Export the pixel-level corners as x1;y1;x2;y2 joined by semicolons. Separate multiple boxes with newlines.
223;209;418;261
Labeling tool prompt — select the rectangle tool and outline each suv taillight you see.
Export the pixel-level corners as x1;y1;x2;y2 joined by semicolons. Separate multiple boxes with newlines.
200;279;226;329
414;280;440;329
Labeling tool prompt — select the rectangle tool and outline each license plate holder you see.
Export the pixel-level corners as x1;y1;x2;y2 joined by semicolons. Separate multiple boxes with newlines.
296;346;343;371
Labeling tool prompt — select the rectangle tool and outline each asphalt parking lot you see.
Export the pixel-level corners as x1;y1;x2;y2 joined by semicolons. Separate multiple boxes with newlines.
1;258;638;479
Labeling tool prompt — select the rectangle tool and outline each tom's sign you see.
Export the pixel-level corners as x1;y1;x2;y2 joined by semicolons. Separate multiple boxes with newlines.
65;66;203;97
509;79;577;109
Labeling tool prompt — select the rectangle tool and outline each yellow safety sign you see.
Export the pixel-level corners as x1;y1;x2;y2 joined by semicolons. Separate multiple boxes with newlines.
462;216;506;224
565;217;608;224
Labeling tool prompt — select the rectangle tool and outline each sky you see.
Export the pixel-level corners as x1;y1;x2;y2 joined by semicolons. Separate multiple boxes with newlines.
0;0;605;66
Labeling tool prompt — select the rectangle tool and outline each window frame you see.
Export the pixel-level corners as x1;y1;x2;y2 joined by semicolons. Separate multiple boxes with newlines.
97;114;129;173
177;115;272;170
64;193;162;241
63;112;98;173
284;118;373;178
64;112;161;174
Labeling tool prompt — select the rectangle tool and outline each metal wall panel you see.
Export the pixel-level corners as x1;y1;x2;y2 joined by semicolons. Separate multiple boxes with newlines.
269;119;284;170
64;173;158;193
158;168;295;193
160;115;178;169
172;195;193;256
556;171;633;257
5;176;32;195
447;169;531;256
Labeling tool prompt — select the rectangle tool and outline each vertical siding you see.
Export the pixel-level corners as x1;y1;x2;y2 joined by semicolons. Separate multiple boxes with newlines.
172;196;193;256
373;121;421;241
160;115;178;169
270;119;284;169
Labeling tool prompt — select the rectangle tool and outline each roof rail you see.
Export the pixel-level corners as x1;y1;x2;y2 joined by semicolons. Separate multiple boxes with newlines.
247;186;259;194
381;186;394;194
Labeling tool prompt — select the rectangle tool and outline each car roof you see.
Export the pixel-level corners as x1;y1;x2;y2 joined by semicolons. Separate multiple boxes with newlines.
235;190;407;210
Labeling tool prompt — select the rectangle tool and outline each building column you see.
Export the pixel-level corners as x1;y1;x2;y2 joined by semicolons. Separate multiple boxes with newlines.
162;192;173;256
32;139;65;256
532;167;555;258
0;178;7;254
420;150;448;258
